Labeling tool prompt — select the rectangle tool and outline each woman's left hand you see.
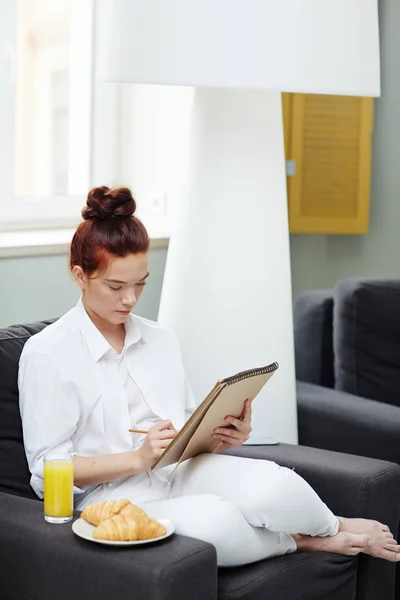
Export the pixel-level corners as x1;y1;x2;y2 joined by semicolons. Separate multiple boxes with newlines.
212;399;252;448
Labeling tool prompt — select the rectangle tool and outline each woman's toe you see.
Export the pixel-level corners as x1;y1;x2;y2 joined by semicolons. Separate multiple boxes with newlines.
381;549;400;562
385;538;397;545
384;541;400;552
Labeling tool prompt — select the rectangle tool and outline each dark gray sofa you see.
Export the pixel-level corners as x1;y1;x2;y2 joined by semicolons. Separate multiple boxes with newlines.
294;278;400;465
294;278;400;599
1;319;400;599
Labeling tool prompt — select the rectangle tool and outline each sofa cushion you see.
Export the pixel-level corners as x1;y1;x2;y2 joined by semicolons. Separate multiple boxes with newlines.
0;320;53;499
218;552;356;600
294;289;334;388
334;278;400;407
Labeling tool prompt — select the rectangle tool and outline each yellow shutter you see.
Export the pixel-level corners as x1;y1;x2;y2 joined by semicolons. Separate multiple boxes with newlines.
283;93;374;234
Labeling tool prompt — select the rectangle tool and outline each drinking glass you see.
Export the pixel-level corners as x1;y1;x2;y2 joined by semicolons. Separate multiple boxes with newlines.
44;453;74;524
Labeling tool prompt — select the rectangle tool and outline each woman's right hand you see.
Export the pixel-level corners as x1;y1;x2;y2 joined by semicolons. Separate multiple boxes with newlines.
136;420;177;471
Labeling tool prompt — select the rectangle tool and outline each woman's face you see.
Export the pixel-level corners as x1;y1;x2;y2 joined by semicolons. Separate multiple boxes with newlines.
74;252;149;326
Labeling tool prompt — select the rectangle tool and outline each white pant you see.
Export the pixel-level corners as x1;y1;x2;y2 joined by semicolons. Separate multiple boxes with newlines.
81;454;339;567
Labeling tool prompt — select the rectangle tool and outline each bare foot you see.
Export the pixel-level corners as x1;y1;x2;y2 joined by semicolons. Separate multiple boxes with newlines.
338;517;400;562
293;531;371;557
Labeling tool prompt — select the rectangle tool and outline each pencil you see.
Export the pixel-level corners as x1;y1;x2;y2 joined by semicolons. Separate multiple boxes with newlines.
129;428;149;434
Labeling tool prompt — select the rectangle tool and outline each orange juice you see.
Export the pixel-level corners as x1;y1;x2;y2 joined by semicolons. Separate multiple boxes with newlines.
44;457;74;523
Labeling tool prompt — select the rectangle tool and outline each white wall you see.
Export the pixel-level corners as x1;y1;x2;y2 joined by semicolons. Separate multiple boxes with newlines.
118;84;193;228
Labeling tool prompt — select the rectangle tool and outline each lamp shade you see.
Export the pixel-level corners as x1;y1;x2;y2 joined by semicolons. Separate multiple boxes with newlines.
96;0;380;96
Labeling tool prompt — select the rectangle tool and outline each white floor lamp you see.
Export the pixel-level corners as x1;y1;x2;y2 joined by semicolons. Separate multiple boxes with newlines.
96;0;380;444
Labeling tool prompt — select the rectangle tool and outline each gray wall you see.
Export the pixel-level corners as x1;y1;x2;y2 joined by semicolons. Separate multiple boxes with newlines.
290;0;400;297
0;247;168;328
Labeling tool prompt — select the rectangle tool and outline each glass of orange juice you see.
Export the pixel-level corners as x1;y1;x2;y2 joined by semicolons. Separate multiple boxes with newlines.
44;453;74;523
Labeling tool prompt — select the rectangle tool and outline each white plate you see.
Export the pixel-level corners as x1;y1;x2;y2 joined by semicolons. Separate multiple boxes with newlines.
72;517;175;546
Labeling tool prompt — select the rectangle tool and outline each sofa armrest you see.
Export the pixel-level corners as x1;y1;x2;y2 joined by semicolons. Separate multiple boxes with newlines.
297;380;400;464
228;443;400;600
0;492;217;600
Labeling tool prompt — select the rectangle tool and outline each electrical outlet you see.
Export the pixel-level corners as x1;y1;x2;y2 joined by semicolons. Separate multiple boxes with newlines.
147;190;167;216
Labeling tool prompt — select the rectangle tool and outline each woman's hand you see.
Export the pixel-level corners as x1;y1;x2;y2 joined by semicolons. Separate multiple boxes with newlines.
212;399;252;448
136;420;177;471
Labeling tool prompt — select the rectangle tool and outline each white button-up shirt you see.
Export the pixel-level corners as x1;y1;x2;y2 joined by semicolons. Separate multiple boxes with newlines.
18;298;196;501
115;345;162;435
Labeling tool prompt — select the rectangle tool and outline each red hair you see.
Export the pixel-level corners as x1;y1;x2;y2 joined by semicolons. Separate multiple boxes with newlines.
70;186;150;275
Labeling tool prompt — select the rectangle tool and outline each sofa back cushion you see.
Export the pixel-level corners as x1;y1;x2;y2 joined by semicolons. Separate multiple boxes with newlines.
0;321;53;498
334;279;400;407
294;289;334;388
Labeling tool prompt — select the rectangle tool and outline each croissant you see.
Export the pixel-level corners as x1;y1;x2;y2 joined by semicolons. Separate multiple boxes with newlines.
93;512;167;541
119;502;147;520
81;498;133;526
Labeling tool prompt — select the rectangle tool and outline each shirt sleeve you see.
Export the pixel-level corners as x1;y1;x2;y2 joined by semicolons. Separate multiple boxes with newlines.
18;350;81;499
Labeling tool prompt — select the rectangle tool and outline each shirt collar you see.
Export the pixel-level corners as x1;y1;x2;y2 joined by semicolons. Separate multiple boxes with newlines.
74;298;143;363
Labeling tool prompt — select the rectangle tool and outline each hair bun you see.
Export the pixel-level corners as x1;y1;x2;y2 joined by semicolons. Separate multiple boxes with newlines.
82;186;136;221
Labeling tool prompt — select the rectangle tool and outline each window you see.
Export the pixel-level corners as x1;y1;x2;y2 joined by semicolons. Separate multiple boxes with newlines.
50;70;69;195
1;0;194;236
1;0;93;230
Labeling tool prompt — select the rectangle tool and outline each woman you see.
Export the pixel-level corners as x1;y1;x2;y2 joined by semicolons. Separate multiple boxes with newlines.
19;186;400;567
